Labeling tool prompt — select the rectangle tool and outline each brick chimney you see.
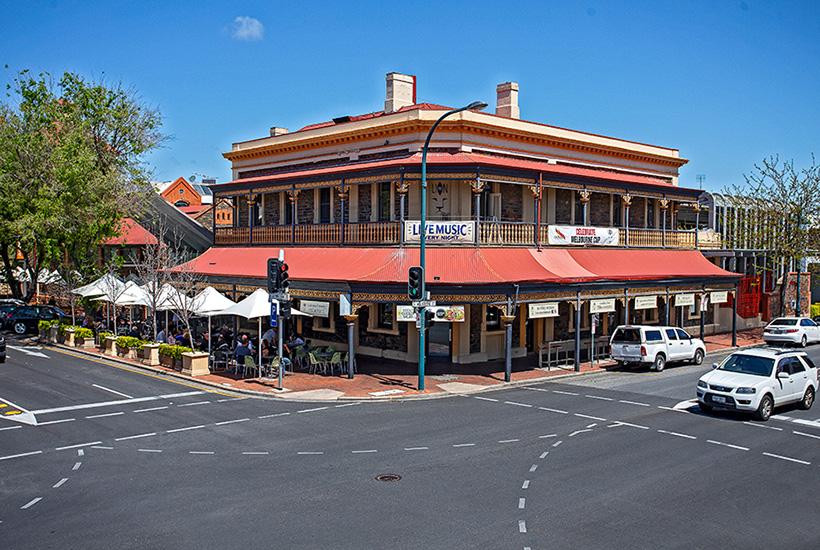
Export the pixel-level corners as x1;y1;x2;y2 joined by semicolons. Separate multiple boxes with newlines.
270;127;289;137
385;72;416;113
496;82;519;119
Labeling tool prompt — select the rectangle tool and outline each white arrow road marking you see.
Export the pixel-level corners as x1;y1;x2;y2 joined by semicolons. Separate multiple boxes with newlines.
0;397;37;425
7;345;49;358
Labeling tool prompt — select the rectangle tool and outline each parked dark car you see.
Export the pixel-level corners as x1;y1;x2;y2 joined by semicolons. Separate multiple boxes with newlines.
0;333;5;363
4;305;70;335
0;298;25;307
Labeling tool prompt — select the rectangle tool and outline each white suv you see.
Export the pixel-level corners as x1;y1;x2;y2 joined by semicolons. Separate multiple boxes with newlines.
609;325;706;372
697;348;819;421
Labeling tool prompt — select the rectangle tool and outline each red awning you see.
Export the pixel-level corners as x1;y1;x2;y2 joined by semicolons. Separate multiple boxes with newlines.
177;246;738;285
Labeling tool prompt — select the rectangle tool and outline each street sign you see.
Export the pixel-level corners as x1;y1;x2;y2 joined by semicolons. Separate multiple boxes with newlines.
270;302;278;328
412;300;436;308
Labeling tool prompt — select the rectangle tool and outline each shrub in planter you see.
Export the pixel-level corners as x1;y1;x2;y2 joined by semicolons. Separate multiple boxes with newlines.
97;332;113;346
74;327;95;348
159;344;192;370
38;320;52;331
116;336;143;359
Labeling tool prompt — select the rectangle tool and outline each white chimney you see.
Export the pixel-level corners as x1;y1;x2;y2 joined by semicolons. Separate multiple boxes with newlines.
270;127;289;137
496;82;519;119
385;72;416;113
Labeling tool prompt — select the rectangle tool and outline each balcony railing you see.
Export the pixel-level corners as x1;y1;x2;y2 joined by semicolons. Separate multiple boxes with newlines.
215;222;715;250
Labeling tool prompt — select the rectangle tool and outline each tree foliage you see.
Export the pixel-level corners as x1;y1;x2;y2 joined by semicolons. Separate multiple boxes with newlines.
0;69;165;301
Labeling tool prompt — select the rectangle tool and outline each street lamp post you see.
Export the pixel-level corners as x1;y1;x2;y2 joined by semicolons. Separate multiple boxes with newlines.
418;100;488;391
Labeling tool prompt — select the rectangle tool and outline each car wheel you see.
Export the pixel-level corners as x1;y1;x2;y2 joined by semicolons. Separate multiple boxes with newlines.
13;322;26;335
692;349;704;365
801;335;807;348
799;387;815;410
699;401;712;413
754;394;773;421
652;354;666;372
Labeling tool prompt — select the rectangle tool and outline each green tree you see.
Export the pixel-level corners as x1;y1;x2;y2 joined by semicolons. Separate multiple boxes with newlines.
0;69;165;302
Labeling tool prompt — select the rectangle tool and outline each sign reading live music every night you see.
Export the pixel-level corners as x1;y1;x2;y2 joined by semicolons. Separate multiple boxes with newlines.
404;221;475;243
547;225;619;246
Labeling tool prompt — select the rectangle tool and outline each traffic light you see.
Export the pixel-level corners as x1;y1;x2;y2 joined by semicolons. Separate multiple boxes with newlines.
279;262;290;291
408;266;423;301
424;308;435;327
279;299;291;319
267;258;281;293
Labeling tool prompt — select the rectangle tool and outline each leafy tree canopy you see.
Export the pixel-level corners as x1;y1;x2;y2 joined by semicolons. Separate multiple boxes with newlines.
0;69;165;301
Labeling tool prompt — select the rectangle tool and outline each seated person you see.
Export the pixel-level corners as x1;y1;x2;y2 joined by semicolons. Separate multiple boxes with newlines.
127;325;140;339
285;332;305;348
234;337;252;369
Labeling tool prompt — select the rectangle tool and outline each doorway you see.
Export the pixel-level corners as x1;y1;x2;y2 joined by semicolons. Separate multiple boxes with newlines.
427;323;451;362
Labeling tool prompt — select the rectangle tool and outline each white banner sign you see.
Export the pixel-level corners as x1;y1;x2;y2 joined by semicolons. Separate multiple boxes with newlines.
590;298;616;313
675;293;695;307
299;300;330;317
633;295;658;310
710;291;729;304
404;221;475;243
528;302;559;319
397;305;465;322
548;225;619;246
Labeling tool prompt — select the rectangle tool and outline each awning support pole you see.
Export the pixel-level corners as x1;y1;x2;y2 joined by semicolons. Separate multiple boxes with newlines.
574;291;581;372
732;284;738;347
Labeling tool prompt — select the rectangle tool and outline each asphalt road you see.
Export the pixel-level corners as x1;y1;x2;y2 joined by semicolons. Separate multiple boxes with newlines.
2;337;820;549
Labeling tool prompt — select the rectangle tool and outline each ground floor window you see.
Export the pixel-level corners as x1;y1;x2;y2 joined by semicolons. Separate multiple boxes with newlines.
312;303;335;332
368;303;397;334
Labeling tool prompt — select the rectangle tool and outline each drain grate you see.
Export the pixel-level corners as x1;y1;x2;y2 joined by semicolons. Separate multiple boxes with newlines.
375;474;402;482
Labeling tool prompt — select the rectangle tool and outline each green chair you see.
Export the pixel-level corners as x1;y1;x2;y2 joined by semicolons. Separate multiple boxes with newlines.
243;355;258;378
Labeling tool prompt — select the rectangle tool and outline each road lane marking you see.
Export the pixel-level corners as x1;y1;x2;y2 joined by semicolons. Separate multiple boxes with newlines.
0;450;42;461
0;425;22;431
72;462;82;470
499;439;520;444
519;498;526;509
92;384;133;399
189;451;214;455
352;449;378;454
763;452;810;465
166;425;206;433
569;429;592;437
115;433;156;441
259;412;290;419
474;396;498;402
53;478;68;488
38;418;76;425
86;412;124;419
522;480;530;489
539;452;549;459
21;497;42;509
529;464;538;472
404;447;429;451
56;441;101;451
794;431;820;440
138;449;162;453
215;418;250;426
453;443;475;447
178;401;210;407
297;451;323;455
242;452;269;455
743;422;782;431
504;401;532;408
575;413;606;421
539;434;558;439
297;407;328;413
707;440;749;451
518;520;527;533
31;391;205;415
134;407;168;413
619;400;650;407
538;407;568;414
657;430;696;440
553;390;578;396
586;395;614;401
552;441;563;448
607;421;649;430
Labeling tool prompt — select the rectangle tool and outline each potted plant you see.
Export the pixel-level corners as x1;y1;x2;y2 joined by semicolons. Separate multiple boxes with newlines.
159;344;191;370
116;336;142;360
38;321;51;342
74;327;95;349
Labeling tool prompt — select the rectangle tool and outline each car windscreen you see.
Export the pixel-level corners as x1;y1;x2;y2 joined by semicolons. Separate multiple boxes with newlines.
769;318;797;326
719;354;774;377
611;328;640;343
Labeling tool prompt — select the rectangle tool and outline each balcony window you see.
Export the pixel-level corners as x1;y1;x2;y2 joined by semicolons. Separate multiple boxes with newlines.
574;192;585;225
485;306;501;332
612;196;622;227
284;193;293;225
647;199;655;229
378;182;391;221
319;188;331;223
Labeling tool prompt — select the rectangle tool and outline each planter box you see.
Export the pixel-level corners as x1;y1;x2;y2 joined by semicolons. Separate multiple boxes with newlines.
104;336;118;357
64;329;76;347
160;355;174;368
49;326;59;344
181;352;210;377
76;337;95;349
142;344;160;366
39;328;48;343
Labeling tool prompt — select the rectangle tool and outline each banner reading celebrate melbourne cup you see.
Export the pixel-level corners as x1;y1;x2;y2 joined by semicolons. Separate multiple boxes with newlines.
404;221;476;243
548;226;619;246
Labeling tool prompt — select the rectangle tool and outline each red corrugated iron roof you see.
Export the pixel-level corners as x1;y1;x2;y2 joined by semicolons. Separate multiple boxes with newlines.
103;218;158;246
216;152;678;191
177;246;738;285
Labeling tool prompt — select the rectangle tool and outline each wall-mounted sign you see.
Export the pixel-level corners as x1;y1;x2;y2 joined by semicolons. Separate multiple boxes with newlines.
299;300;330;317
675;293;695;307
548;225;619;246
710;291;729;304
590;298;616;313
404;221;475;243
633;295;658;310
396;305;465;322
528;302;559;318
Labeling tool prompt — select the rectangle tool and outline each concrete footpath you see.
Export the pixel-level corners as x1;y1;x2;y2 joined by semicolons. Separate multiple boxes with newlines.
36;328;764;401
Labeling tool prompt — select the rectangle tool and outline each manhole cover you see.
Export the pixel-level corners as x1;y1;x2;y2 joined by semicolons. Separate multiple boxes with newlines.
375;474;402;482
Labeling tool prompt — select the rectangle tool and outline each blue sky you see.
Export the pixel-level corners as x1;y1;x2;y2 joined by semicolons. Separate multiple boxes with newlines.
2;1;818;193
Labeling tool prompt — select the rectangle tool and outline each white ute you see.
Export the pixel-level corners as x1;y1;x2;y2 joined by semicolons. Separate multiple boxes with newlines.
609;325;706;372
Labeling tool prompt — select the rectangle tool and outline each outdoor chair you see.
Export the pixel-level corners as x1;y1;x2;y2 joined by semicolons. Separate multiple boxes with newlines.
308;351;328;375
328;352;343;374
242;355;259;378
340;352;357;375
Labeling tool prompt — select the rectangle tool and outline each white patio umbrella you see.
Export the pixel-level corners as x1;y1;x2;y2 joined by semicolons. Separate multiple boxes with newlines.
217;288;274;377
191;286;236;354
73;273;124;298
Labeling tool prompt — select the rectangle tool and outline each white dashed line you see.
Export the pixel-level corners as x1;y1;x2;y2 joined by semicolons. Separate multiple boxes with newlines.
539;451;549;459
574;413;606;421
569;429;592;437
794;431;820;440
539;433;557;439
657;430;696;440
404;447;429;451
167;425;206;433
297;407;328;413
518;520;527;533
138;449;162;453
38;418;76;425
134;406;168;413
242;452;269;455
297;451;324;455
707;440;749;451
259;412;290;419
0;425;22;431
619;400;650;407
21;497;42;510
178;401;210;407
453;443;476;447
553;390;578;396
522;480;530;489
538;407;568;415
743;421;782;431
499;439;520;444
504;401;533;408
189;451;215;455
334;402;360;408
529;464;538;472
214;418;250;426
53;478;68;488
519;498;526;509
72;462;82;470
763;452;810;465
91;446;113;450
474;396;499;402
608;421;649;430
586;395;614;401
92;384;133;399
552;440;563;448
351;449;378;454
115;433;156;441
56;441;101;451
